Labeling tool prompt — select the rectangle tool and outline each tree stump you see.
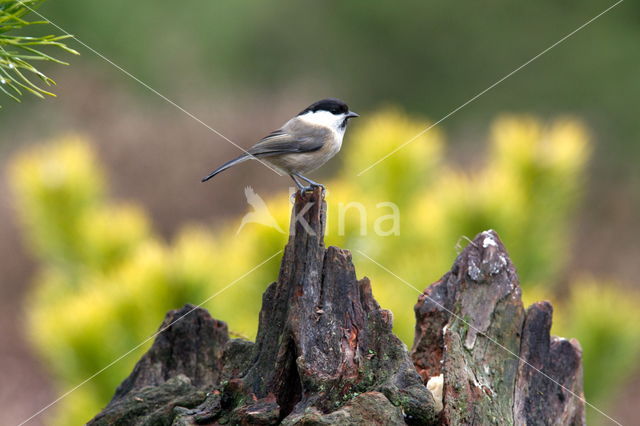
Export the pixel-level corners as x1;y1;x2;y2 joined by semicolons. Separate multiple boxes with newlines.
89;187;585;425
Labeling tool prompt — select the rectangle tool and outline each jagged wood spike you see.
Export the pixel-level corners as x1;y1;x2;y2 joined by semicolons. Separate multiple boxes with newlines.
411;230;584;425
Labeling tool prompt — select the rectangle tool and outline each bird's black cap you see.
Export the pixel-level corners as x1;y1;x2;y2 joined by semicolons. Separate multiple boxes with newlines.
298;98;349;116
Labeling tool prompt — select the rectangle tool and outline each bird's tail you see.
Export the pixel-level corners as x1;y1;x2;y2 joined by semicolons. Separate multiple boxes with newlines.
201;154;251;182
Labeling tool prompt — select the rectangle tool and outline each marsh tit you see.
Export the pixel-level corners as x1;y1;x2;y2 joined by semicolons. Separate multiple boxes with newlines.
201;98;359;191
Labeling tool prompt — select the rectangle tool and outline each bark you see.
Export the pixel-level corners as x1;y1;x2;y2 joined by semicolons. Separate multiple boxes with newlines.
89;188;584;425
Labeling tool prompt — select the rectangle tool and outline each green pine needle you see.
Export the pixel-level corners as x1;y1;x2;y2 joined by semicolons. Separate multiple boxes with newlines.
0;0;79;107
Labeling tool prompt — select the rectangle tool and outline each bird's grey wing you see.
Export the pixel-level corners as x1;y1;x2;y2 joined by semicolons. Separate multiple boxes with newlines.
248;124;328;157
201;122;329;182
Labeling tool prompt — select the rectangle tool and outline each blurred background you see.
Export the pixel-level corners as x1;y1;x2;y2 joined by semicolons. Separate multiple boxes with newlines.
1;1;639;424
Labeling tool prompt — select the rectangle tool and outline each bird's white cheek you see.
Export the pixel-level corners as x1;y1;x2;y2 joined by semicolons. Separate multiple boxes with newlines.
301;110;344;130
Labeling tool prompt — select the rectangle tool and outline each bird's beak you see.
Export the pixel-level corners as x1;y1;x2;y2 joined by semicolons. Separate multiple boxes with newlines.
346;111;359;119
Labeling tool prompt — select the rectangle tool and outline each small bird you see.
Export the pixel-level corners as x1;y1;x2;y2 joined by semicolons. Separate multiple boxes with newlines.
201;98;359;191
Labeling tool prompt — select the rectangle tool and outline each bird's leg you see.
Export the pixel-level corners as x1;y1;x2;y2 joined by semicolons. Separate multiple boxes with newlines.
290;174;305;190
293;173;324;190
290;174;312;200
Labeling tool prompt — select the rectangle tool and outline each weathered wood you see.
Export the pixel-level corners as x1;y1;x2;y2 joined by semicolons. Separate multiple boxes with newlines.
411;231;585;425
177;187;438;425
90;188;584;425
514;302;585;425
89;305;229;425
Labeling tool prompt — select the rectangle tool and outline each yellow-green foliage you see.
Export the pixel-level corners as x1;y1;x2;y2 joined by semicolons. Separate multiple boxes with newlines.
9;113;639;425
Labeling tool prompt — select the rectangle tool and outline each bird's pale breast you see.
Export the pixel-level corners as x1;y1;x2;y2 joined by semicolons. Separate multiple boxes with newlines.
265;133;342;174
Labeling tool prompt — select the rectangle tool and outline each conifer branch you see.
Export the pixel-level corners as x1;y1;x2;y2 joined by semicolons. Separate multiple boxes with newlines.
0;0;78;106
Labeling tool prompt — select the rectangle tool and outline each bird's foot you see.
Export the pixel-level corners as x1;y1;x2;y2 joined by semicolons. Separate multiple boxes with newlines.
290;187;312;202
291;185;323;199
290;180;325;202
301;182;326;193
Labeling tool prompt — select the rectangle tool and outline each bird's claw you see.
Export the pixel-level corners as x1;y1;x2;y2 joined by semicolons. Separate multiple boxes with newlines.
299;183;324;194
290;182;325;203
